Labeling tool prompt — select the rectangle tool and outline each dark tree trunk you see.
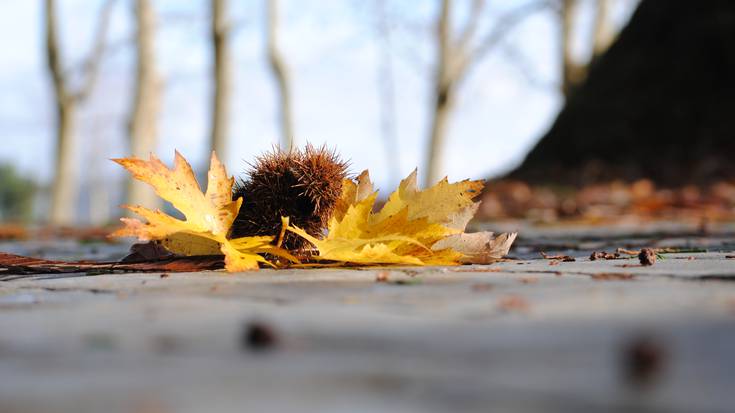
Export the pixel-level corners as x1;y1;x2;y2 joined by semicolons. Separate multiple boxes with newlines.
509;0;735;187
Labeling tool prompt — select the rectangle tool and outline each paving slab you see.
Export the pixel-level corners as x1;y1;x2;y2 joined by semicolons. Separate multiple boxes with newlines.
1;228;734;413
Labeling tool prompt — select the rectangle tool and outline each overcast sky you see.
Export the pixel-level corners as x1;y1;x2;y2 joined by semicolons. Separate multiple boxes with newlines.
0;0;636;199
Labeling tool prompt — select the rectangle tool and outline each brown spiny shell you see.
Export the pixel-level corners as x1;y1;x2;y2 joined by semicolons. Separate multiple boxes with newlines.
230;145;349;251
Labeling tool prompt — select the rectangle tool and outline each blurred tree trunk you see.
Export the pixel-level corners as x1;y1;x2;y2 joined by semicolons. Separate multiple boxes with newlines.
88;120;110;225
51;104;77;225
266;0;294;150
425;0;456;188
126;0;161;211
424;0;547;187
45;0;77;225
509;0;735;186
373;0;400;184
210;0;231;157
44;0;115;225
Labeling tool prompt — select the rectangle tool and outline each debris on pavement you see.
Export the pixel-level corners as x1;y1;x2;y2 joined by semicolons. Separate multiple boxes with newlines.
639;248;657;266
540;252;576;262
242;321;279;351
590;251;622;260
622;336;666;389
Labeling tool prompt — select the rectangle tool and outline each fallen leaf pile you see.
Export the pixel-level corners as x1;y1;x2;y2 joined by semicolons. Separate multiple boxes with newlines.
1;150;517;275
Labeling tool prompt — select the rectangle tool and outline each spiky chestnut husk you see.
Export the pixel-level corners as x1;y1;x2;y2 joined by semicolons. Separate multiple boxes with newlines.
230;145;349;251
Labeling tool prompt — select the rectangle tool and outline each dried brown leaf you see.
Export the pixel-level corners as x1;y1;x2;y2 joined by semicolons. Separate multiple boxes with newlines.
540;252;576;262
432;232;517;264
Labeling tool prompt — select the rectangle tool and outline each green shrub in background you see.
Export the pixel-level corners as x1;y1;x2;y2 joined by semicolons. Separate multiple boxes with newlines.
0;164;36;223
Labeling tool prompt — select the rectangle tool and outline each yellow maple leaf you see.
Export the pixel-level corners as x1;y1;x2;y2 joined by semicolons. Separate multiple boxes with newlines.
332;169;373;222
373;169;483;227
110;151;294;272
287;170;477;266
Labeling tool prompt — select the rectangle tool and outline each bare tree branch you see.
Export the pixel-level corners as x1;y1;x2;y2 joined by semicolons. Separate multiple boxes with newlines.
424;0;549;185
455;0;485;52
73;0;118;102
44;0;69;105
460;0;550;81
67;35;134;78
501;43;556;90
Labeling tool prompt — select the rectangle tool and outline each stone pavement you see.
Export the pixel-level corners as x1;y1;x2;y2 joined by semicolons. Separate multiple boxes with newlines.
0;225;734;413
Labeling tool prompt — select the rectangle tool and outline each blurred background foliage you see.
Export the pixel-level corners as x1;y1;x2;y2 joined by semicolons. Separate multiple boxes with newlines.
0;164;36;223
